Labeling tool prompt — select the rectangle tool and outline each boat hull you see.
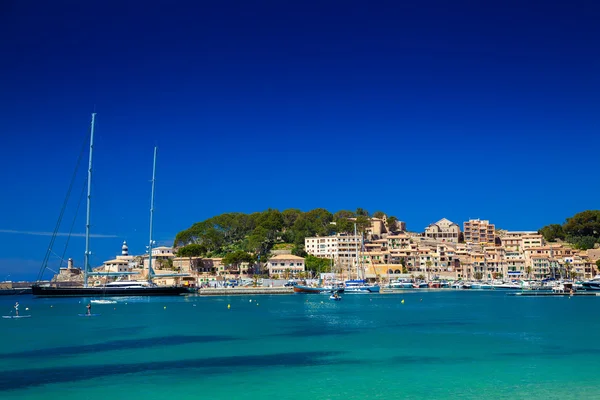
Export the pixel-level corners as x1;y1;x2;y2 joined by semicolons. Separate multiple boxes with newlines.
344;285;380;293
582;282;600;291
293;285;344;294
31;285;191;297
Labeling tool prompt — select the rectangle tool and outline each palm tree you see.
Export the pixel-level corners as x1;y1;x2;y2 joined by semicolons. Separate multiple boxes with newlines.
425;261;432;281
564;261;572;280
526;266;532;281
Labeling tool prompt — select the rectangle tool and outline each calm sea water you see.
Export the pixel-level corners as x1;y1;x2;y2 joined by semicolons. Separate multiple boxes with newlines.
0;291;598;399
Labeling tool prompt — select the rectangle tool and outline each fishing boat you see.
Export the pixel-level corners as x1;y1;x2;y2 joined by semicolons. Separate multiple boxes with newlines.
32;115;190;298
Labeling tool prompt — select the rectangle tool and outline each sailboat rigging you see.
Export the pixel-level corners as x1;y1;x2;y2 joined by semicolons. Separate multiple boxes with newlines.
32;114;190;297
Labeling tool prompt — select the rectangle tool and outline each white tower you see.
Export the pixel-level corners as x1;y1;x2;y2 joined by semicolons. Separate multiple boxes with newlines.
122;241;129;256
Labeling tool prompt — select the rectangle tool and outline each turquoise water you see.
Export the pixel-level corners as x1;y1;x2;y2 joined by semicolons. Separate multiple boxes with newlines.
1;291;599;399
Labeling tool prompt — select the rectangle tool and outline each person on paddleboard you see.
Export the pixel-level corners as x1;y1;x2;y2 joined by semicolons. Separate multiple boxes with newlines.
86;303;91;316
14;302;19;316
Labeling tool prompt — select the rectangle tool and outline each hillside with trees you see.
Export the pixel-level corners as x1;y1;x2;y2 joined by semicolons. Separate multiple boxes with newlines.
173;208;400;273
539;210;600;250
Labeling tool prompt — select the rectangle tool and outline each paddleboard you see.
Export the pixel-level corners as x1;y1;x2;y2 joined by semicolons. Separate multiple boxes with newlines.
78;314;101;317
2;315;31;319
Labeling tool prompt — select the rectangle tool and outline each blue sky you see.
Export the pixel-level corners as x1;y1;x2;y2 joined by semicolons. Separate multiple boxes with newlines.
1;1;599;280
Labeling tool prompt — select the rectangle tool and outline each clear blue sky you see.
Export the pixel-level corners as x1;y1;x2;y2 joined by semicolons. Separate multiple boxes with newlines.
1;0;599;280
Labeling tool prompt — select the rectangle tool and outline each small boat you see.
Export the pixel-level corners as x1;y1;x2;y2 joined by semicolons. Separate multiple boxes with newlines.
329;294;342;301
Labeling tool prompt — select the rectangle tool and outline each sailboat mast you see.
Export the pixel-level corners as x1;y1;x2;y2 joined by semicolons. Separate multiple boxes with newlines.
83;113;96;288
354;223;358;280
147;146;157;281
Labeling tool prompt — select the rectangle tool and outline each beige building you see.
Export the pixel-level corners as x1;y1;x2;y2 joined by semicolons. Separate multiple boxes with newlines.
267;254;305;278
424;218;461;243
143;246;175;270
305;234;361;267
522;234;544;249
463;219;496;244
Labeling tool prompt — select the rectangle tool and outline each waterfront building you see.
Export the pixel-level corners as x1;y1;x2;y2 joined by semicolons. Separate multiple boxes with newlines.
267;254;305;278
424;218;461;243
463;219;496;244
531;256;558;280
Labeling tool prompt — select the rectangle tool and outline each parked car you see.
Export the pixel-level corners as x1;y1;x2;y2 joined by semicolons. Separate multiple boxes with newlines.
284;281;298;287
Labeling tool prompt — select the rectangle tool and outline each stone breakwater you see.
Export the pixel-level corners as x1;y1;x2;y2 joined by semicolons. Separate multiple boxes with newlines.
196;287;294;296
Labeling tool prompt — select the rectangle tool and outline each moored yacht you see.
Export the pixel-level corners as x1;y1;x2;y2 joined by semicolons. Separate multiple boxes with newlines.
582;275;600;291
389;278;414;289
344;280;380;293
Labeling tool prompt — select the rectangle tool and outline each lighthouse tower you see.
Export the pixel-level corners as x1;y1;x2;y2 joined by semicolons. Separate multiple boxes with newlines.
121;241;129;256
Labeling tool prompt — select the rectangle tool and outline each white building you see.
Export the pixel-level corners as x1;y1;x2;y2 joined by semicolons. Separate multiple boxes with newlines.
267;254;305;277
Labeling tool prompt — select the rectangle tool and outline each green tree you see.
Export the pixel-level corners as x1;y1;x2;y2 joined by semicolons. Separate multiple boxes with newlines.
292;246;307;257
282;208;302;228
373;211;385;219
596;259;600;269
355;208;369;217
355;215;371;233
387;216;398;232
334;210;355;219
539;224;565;242
563;210;600;238
304;255;331;275
335;217;354;234
176;244;207;257
222;250;254;273
568;236;597;250
425;261;432;281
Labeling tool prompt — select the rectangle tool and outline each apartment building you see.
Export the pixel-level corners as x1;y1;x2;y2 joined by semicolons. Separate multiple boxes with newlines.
522;234;544;249
424;218;461;243
387;233;412;250
304;234;361;267
267;254;305;277
463;219;496;244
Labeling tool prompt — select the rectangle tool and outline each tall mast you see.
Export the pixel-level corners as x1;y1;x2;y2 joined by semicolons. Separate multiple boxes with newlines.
83;113;96;288
354;223;358;280
147;146;157;281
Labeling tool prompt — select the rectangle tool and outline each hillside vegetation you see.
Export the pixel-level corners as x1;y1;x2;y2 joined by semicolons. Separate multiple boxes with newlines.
538;210;600;250
173;208;399;259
